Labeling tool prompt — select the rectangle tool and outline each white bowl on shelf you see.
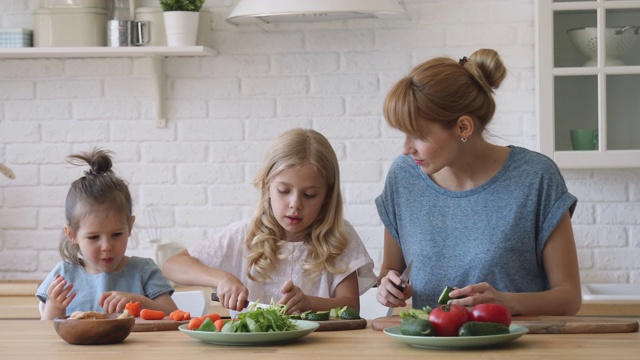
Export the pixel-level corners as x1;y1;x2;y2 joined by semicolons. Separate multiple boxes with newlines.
567;27;639;66
581;283;640;303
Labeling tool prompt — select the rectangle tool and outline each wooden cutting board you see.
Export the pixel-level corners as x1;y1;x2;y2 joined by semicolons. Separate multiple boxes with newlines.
313;318;368;331
133;317;189;332
371;315;639;334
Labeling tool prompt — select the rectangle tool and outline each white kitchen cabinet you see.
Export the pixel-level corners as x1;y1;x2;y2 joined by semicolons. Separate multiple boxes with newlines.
0;46;216;128
537;0;640;168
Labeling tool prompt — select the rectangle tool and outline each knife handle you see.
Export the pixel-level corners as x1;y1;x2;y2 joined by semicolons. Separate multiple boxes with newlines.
210;293;249;307
394;283;406;291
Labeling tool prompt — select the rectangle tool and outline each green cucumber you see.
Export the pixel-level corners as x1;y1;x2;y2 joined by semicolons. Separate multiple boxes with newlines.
306;311;330;321
400;318;434;336
339;308;360;320
438;286;455;305
458;321;510;336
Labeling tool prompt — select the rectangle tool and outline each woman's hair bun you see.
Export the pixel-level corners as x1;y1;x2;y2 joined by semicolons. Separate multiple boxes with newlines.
467;48;507;92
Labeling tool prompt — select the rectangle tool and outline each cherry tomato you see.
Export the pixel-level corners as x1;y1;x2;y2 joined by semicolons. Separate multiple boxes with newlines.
188;317;204;330
469;303;511;326
428;304;469;337
202;313;221;323
214;319;225;332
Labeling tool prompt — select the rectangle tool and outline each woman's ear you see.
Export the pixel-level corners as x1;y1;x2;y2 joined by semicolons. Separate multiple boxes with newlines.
457;115;475;139
63;225;75;243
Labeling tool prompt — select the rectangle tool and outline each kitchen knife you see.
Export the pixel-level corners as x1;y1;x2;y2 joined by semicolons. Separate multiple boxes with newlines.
394;259;413;291
210;293;270;309
386;259;414;317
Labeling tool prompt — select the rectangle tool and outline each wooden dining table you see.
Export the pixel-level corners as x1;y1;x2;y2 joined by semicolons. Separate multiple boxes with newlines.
1;319;639;359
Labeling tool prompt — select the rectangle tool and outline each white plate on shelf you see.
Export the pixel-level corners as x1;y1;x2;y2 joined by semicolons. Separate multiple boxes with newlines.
383;325;529;350
178;319;319;346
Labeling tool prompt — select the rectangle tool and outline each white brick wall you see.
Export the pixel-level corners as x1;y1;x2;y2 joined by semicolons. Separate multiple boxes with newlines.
1;0;639;285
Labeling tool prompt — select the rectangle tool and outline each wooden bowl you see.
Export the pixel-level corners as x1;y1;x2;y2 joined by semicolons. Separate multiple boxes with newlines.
53;314;135;345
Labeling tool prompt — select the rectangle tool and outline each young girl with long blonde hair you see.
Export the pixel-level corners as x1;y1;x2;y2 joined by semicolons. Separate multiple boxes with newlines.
163;128;376;314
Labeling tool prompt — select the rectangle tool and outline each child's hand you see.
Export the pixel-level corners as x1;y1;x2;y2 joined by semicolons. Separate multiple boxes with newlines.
99;291;140;314
44;274;76;318
216;275;249;311
278;280;310;314
46;274;76;309
376;271;412;308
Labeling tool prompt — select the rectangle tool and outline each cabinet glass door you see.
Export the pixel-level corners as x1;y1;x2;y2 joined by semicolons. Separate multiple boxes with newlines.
606;9;640;67
554;10;596;68
539;0;640;167
554;76;598;151
607;74;640;150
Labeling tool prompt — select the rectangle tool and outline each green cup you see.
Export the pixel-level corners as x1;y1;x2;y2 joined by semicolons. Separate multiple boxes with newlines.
570;129;598;150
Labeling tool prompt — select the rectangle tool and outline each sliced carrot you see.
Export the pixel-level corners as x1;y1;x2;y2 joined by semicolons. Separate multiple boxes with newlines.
124;301;141;317
169;310;185;321
140;309;166;320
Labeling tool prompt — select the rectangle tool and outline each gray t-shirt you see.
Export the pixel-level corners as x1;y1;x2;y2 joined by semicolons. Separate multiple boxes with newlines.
375;146;577;309
36;256;174;315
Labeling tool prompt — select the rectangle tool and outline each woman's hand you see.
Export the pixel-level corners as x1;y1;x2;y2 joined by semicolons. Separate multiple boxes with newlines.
377;229;413;308
215;274;249;311
447;282;507;308
278;280;311;314
43;274;75;319
376;271;413;308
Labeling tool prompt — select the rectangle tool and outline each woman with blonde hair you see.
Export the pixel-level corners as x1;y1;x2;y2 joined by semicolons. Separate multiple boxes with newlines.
163;128;376;314
376;49;582;316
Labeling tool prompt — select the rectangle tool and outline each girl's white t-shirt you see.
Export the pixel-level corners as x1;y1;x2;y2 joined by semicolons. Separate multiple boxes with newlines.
187;219;377;303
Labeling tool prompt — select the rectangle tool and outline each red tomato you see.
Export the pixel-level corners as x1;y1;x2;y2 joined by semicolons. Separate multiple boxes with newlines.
469;303;511;326
428;304;469;337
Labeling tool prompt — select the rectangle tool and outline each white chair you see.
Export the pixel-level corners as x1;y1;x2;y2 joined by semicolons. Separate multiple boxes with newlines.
171;290;209;317
38;290;210;318
359;287;392;319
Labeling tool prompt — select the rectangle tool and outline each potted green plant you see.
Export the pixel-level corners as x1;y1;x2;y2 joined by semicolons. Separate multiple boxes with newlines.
159;0;206;46
160;0;205;12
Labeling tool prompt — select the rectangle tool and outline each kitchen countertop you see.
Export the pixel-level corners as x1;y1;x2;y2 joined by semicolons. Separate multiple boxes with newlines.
2;280;640;319
0;319;638;359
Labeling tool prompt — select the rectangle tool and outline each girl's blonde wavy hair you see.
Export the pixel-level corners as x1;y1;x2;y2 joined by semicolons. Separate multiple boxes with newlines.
384;48;507;137
245;128;348;282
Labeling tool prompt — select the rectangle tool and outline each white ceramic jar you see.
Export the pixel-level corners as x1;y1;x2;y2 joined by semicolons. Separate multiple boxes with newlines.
39;0;108;9
33;7;108;47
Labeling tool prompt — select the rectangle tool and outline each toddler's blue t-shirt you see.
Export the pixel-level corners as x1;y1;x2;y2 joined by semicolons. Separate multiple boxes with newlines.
36;256;174;315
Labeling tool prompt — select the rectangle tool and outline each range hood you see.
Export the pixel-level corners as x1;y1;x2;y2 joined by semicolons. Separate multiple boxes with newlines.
226;0;406;25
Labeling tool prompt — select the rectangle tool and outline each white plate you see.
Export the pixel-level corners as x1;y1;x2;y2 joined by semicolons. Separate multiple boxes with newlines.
178;319;319;346
383;325;529;350
581;284;640;302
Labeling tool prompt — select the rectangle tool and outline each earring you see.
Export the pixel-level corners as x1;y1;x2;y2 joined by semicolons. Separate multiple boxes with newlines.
461;137;467;143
